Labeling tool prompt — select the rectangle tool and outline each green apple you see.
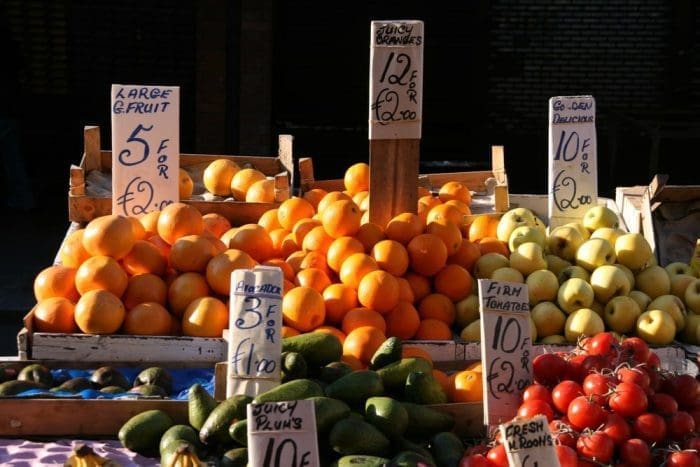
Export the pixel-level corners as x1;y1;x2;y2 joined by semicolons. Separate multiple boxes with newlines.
636;309;676;345
529;316;538;343
647;294;687;332
533;216;547;236
590;227;625;246
547;225;584;262
666;262;696;277
685;278;700;314
634;265;671;299
460;319;481;341
540;334;567;344
526;269;559;305
565;308;605;343
531;301;566;337
565;222;591;240
474;252;510;279
557;265;591;285
671;273;696;299
590;300;605;317
491;267;525;283
557;278;595;314
590;264;632;303
629;290;652;312
614;264;635;290
455;294;480;328
508;225;546;252
546;254;572;277
681;312;700;344
582;205;620;232
604;296;641;334
575;238;615;271
615;233;653;272
496;208;536;243
509;242;547;276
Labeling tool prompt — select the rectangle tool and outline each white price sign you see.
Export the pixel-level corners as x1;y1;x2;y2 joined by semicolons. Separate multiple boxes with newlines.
227;266;283;398
548;95;598;228
247;400;320;467
369;20;424;140
111;84;179;217
500;415;560;467
479;279;533;426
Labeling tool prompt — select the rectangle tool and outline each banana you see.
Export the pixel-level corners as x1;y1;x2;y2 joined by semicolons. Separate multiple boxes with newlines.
690;238;700;277
63;444;121;467
163;442;206;467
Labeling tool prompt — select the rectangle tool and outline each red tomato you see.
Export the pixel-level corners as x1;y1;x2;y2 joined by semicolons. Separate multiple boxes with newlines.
684;436;700;451
464;443;490;457
533;353;567;386
633;412;667;444
583;372;615;400
601;412;632;446
555;444;578;467
616;366;651;391
522;383;552;406
486;444;508;467
650;392;679;416
619;438;652;466
665;374;700;410
458;454;493;467
567;395;606;431
667;411;696;441
564;354;587;383
646;351;661;369
588;332;617;357
666;450;700;467
689;407;700;429
609;382;648;418
580;354;609;377
620;337;650;365
552;380;583;414
517;399;555;422
549;419;577;448
576;431;614;463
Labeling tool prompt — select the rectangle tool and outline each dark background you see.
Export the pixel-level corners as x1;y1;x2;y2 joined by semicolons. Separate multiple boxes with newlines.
0;0;698;354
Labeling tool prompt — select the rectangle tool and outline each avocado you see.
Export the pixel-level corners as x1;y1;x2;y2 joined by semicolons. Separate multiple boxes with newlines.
335;455;391;467
376;358;432;392
365;396;409;440
370;336;402;370
430;431;464;467
282;332;343;368
118;409;174;456
0;362;25;383
17;363;53;387
0;380;47;396
221;447;248;467
308;396;351;433
159;424;202;455
404;372;448;405
253;378;324;404
90;366;130;390
395;437;436;462
188;383;219;431
281;351;308;382
52;377;94;393
129;384;168;398
134;367;172;394
200;394;251;446
325;370;384;404
318;361;353;384
100;385;126;394
401;403;454;440
329;417;391;456
389;450;437;467
228;418;247;446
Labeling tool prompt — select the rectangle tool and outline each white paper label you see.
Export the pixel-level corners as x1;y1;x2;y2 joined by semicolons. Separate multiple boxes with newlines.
479;279;533;426
247;400;320;467
369;20;424;140
500;415;560;467
227;266;283;398
548;95;598;228
111;84;179;217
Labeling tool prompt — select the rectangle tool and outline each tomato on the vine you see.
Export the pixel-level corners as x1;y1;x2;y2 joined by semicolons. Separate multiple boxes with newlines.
532;353;567;386
517;399;555;422
609;381;648;418
564;354;588;383
549;419;576;448
486;444;508;467
567;395;606;431
616;366;651;390
666;450;700;467
552;380;583;414
458;454;492;467
601;412;632;446
576;430;614;463
664;374;700;410
580;354;609;377
619;438;652;467
522;383;552;406
582;372;615;400
632;412;667;444
588;332;617;357
555;444;577;467
620;336;650;365
667;410;696;441
650;392;679;416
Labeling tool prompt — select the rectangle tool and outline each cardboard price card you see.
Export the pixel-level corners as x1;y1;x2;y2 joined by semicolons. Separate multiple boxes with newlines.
227;266;283;398
369;20;424;140
500;415;560;467
479;279;533;426
548;95;598;228
111;84;179;217
247;400;320;467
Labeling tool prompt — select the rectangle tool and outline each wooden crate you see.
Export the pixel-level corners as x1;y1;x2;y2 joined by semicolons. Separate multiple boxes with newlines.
298;146;510;220
68;126;294;224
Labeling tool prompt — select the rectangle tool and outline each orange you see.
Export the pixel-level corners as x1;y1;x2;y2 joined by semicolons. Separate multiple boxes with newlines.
404;272;432;302
205;249;257;295
341;354;366;371
385;212;425;245
122;273;167;310
299;251;329;274
343;325;386;365
269;228;293;258
227;224;273;262
147;234;172;259
407;233;448;277
123;302;172;335
414;318;453;340
283;279;295;296
301;225;334;254
326;236;364;273
139;211;161;235
323;283;359;324
169;234;217;273
438;181;472;205
313;326;346;345
355;222;386;252
34;265;79;302
432;369;451;395
121;240;168;276
179;168;194;199
262;258;295;282
466;361;483;372
168;272;210;317
219;227;238;247
352;191;369;209
452;370;483;402
444;199;472;216
395;277;415;303
418;195;442;212
58;228;91;268
203;234;227;254
182;296;229;337
357;270;400;314
127;217;147;241
385;301;420;339
339;253;379;289
476;236;509;257
417;186;431;198
277;197;315;230
418;293;456;325
302;188;328;210
371;239;409;276
202;213;232;238
74;289;125;334
402;346;434;367
285;250;307;274
320;199;362;238
448;239;481;272
157;202;204;245
258;208;283;232
295;267;332;293
341;307;386;334
282;286;325;332
425;220;462;256
230;168;266;200
426;203;464;226
344;162;370;195
75;255;128;297
434;264;473;301
292;218;321;246
317;191;352;214
203;158;240;196
33;297;78;333
282;325;300;338
245;178;275;203
82;214;135;260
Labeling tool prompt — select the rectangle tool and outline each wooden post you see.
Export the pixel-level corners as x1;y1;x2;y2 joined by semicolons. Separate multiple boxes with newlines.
368;21;424;227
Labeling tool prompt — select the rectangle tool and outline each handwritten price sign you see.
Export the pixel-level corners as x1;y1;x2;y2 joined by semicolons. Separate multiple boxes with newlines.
479;279;533;426
227;266;283;398
369;20;423;140
548;95;598;228
111;85;179;217
500;415;560;467
247;400;319;467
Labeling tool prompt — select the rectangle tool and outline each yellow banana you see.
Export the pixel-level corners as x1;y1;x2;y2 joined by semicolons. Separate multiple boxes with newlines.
63;444;121;467
691;238;700;277
164;442;206;467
